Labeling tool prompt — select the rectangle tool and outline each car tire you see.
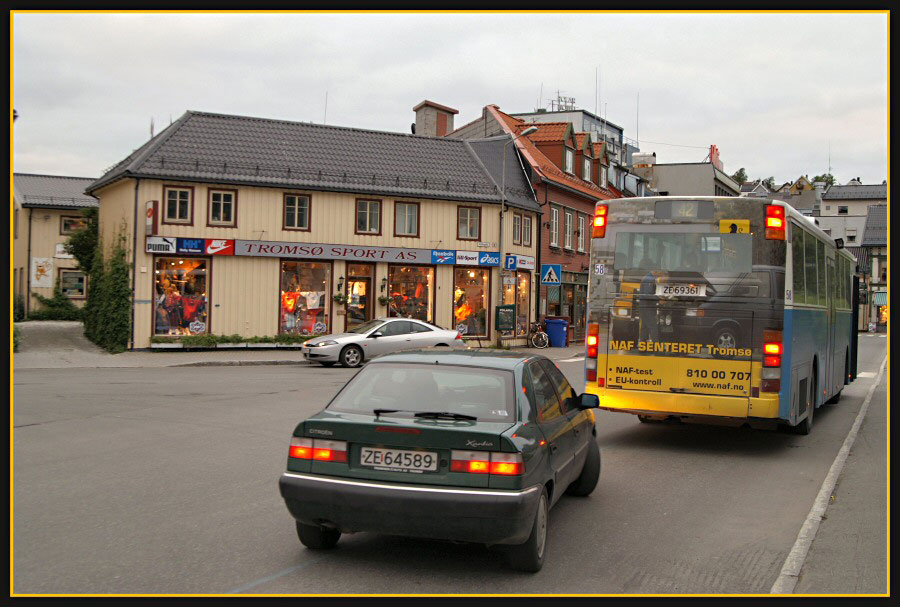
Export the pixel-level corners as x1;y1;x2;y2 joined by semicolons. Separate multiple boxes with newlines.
793;367;816;435
566;439;600;497
296;521;341;549
320;362;335;368
339;345;363;368
506;488;548;573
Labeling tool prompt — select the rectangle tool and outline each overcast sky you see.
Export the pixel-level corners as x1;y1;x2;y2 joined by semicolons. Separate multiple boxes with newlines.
12;12;889;185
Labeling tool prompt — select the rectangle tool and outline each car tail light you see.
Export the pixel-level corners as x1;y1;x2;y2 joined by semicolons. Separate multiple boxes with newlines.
450;450;523;475
289;437;313;459
593;204;608;238
311;439;348;463
765;205;786;240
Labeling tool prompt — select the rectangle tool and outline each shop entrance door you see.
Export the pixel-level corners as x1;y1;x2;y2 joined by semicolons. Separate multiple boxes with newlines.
346;277;372;330
573;284;587;340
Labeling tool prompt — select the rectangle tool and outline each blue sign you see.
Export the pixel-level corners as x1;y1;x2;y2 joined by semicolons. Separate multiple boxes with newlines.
177;238;205;254
504;255;518;270
478;252;501;267
431;250;456;265
541;264;562;285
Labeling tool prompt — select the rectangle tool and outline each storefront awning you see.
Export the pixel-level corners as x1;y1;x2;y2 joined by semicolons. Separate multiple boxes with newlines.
874;291;887;306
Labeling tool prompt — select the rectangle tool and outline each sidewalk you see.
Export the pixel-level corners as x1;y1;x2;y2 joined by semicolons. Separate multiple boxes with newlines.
13;321;584;370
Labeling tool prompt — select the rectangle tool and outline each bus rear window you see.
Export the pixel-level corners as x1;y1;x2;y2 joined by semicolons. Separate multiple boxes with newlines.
613;232;752;274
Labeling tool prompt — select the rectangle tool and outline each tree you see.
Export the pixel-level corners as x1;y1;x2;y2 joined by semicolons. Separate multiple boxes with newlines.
731;167;748;185
97;233;132;353
762;176;776;190
812;173;836;187
83;241;105;343
63;207;99;274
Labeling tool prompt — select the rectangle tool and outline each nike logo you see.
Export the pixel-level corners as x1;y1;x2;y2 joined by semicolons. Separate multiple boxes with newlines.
206;240;231;254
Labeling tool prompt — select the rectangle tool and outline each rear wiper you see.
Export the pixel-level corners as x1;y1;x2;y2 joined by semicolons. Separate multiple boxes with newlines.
373;408;403;416
413;411;478;421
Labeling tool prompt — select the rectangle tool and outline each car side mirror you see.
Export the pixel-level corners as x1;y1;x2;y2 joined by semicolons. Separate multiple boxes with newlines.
369;331;383;338
578;394;600;409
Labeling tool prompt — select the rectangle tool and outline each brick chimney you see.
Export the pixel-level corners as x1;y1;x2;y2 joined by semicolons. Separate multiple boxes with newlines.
412;100;458;137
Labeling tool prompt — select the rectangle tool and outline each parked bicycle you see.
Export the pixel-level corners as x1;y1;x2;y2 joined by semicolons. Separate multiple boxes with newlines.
529;321;549;349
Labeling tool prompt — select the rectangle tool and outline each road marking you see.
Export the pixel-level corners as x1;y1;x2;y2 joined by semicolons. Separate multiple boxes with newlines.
226;557;327;594
770;355;887;594
559;357;585;363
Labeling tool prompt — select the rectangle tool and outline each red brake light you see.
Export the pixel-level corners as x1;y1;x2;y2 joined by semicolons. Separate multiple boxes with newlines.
490;461;523;475
451;450;522;475
310;439;348;463
593;204;609;238
289;437;313;459
763;329;782;368
765;205;786;240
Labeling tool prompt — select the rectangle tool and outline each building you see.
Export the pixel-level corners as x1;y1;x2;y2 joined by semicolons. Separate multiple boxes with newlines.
644;157;741;197
13;173;98;314
87;110;541;349
821;180;887;218
448;104;620;342
739;179;772;197
861;204;887;331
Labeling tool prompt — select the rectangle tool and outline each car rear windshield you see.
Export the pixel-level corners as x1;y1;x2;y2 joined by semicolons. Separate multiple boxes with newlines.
327;363;515;422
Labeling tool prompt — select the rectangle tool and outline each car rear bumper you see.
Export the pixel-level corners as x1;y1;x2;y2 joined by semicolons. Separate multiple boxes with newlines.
279;472;541;545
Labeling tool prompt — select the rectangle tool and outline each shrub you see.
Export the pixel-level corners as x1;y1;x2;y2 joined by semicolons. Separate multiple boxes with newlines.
14;294;26;322
14;325;21;352
31;281;84;321
97;234;132;353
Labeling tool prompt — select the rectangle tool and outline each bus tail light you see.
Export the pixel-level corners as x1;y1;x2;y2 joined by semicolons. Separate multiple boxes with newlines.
311;439;348;463
586;323;600;381
765;205;786;240
763;329;782;370
593;204;608;238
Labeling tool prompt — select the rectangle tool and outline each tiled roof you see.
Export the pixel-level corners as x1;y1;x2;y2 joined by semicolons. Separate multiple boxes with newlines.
86;110;538;208
13;173;98;208
464;137;539;212
861;204;887;247
844;246;869;273
592;143;609;165
822;183;887;200
515;121;571;143
487;106;617;201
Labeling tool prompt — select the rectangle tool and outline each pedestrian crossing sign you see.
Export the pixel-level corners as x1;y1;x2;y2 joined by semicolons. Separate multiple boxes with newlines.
541;264;561;285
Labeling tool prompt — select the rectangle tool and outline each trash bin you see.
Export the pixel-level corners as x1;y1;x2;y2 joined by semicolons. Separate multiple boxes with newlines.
545;318;569;348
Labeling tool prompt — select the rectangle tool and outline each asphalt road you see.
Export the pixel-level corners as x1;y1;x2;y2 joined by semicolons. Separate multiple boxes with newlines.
12;335;887;594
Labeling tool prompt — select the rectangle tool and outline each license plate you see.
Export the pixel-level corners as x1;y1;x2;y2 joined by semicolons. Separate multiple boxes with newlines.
359;447;439;473
656;283;706;297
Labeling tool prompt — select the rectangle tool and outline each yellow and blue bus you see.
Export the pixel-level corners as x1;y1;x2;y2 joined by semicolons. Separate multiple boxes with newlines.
584;197;857;434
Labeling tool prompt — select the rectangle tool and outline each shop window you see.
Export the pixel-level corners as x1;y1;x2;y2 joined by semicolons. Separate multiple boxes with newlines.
458;206;480;241
502;270;531;337
163;186;192;224
388;265;434;323
512;213;522;245
284;194;310;231
395;202;419;237
523;215;533;247
454;267;489;337
60;215;86;235
356;199;382;235
154;257;208;336
280;261;331;335
59;269;86;298
550;207;560;247
208;189;237;227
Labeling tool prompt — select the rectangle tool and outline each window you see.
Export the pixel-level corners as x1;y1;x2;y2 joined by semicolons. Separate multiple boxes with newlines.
381;320;413;336
804;229;818;306
512;213;522;245
388;265;434;323
502;270;531;336
60;215;87;235
550;207;560;247
540;359;578;413
394;202;419;237
457;206;480;241
577;215;586;252
564;148;575;173
822;229;832;235
526;361;562;421
846;229;857;243
59;269;86;298
838;206;848;215
410;322;433;333
356;199;381;235
816;240;826;306
564;210;574;250
284;194;310;231
154;257;208;335
791;228;805;304
208;189;236;227
453;267;489;337
583;157;592;181
600;166;608;188
522;215;533;247
280;261;331;335
163;186;192;224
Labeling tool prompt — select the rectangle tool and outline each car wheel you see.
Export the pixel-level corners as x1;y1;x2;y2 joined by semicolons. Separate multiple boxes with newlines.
507;488;548;572
793;367;816;435
713;325;739;350
319;362;335;368
296;521;341;549
566;439;600;497
339;345;363;368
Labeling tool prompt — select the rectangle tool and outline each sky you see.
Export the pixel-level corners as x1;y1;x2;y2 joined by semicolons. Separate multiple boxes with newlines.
12;12;889;186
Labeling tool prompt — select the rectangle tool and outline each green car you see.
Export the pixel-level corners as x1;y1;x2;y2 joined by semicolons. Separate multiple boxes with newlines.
278;349;601;572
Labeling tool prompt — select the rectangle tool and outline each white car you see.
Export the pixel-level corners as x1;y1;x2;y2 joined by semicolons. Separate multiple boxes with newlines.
301;318;467;368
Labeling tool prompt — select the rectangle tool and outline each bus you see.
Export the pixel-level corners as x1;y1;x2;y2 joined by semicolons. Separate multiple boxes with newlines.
583;197;857;434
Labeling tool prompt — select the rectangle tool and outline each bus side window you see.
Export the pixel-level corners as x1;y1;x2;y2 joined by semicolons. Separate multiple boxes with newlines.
804;229;818;306
792;227;805;304
817;240;827;306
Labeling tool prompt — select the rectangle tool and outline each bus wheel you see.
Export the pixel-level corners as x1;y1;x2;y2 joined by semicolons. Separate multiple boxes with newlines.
793;368;816;435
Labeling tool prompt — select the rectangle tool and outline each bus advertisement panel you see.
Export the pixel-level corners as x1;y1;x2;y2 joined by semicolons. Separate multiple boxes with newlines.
584;197;856;433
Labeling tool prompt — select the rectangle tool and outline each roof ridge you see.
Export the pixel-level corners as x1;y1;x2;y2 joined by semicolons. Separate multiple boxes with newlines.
13;172;97;181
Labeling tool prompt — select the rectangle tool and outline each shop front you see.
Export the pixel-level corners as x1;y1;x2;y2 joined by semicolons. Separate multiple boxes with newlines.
545;270;588;341
153;255;210;336
387;264;435;323
280;260;332;336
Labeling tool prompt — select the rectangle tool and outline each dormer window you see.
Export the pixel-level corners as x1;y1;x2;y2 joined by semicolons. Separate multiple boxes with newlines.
564;148;575;174
600;166;608;188
583;157;592;181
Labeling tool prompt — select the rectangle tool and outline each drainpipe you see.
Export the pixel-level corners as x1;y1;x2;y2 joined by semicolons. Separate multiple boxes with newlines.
26;209;33;316
130;178;140;350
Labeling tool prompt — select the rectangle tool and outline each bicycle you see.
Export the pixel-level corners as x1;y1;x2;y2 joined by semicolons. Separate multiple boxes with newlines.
529;321;549;349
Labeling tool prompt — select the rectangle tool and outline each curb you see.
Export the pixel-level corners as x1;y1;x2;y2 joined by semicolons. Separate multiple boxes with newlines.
170;360;313;368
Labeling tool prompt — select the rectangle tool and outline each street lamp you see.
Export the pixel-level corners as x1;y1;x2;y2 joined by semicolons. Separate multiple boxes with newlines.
497;126;538;347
